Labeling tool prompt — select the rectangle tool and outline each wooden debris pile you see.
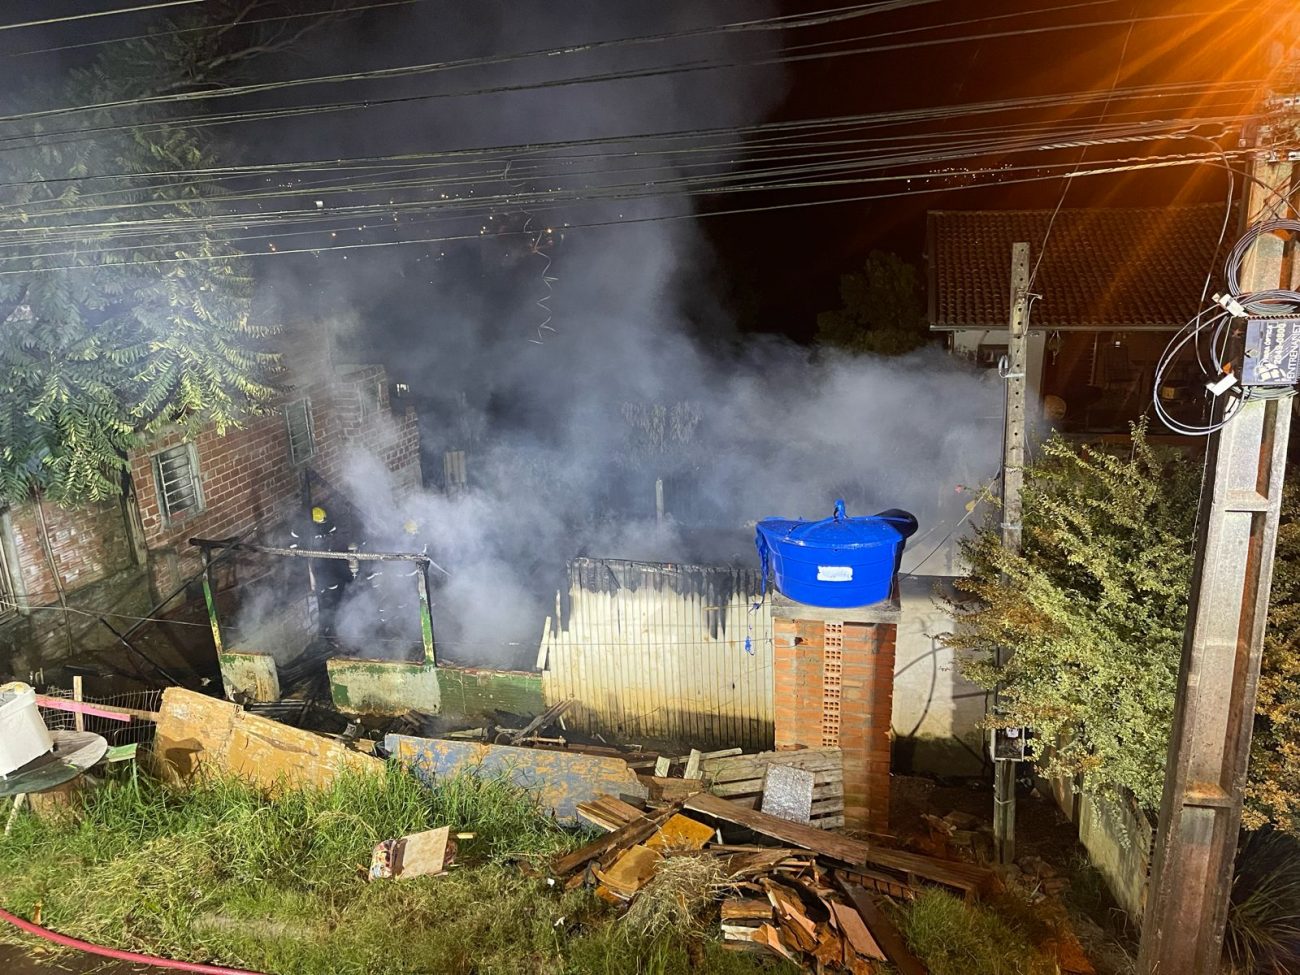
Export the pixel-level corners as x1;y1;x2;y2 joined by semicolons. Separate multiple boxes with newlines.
633;745;847;828
549;789;998;972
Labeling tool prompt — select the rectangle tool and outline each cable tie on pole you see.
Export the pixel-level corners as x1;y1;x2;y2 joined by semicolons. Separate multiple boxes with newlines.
1206;371;1238;397
1212;291;1247;318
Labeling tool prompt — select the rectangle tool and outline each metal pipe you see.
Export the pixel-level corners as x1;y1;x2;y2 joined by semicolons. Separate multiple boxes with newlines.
190;538;430;564
416;562;436;666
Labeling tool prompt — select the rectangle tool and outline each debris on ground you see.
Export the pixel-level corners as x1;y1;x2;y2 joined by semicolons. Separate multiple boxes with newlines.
148;687;381;792
368;825;463;880
546;786;1000;971
383;733;648;822
697;747;846;829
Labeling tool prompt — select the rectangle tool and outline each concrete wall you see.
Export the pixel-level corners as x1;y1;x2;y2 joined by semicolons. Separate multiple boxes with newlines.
1077;787;1153;921
891;576;990;777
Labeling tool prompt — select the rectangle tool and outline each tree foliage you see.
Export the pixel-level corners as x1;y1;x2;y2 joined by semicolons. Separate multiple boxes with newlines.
948;423;1300;830
0;7;301;505
947;425;1198;810
1248;479;1300;832
815;250;931;355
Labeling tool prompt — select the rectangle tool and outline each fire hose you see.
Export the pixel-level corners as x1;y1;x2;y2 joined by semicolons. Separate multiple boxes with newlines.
0;905;269;975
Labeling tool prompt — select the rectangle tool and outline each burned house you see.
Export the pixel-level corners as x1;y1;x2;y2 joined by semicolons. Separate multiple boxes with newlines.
0;326;421;679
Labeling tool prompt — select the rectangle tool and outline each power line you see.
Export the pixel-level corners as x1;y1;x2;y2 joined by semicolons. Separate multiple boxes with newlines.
0;0;429;61
0;108;1238;232
0;148;1246;276
0;1;203;34
0;9;1252;151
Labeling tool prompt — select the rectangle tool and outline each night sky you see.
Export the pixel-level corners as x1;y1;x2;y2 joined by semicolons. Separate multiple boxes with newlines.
0;0;1288;348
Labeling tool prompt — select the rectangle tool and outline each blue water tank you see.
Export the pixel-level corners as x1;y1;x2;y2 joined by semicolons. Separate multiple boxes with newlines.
755;500;918;608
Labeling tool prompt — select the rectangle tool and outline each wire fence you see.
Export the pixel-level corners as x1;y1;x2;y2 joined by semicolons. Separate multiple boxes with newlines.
37;686;162;749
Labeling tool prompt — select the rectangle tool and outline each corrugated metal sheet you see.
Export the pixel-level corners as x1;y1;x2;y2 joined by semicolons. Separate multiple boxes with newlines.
539;558;774;750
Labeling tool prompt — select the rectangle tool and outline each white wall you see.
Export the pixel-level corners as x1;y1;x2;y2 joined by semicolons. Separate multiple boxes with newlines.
891;575;990;776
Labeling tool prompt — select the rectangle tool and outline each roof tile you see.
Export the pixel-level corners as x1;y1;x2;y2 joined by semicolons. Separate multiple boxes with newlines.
928;203;1233;328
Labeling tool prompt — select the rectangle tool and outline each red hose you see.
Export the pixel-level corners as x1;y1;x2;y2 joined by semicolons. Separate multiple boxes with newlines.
0;905;268;975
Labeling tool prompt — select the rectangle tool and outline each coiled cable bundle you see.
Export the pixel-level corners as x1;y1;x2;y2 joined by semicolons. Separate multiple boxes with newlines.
1153;217;1300;435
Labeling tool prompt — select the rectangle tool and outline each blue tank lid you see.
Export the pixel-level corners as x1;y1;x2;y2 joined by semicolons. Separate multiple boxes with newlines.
757;500;918;549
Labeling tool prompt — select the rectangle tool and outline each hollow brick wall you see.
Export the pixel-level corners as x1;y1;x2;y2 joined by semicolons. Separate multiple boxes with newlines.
773;616;896;832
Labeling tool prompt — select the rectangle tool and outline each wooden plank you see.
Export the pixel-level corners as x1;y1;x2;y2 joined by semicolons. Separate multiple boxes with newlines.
711;767;846;788
722;898;774;922
150;688;379;794
712;778;844;799
577;796;645;833
683;748;702;781
701;747;744;760
830;901;886;961
38;695;156;723
386;734;647;824
837;880;928;975
752;924;796;962
684;793;993;893
593;844;661;900
646;814;715;852
551;808;673;876
704;753;843;775
638;775;705;802
576;795;646;832
507;699;574;745
813;923;844;967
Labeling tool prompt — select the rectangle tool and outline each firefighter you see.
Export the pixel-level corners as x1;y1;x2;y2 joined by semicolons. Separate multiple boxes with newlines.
302;505;351;637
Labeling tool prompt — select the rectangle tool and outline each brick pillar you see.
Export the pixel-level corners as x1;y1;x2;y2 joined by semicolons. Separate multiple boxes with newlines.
773;599;897;833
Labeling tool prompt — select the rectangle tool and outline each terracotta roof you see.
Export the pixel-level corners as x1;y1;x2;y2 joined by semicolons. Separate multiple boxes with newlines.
927;203;1233;329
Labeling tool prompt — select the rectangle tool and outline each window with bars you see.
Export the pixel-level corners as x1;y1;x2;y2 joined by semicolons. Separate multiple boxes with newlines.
285;398;316;464
153;444;203;522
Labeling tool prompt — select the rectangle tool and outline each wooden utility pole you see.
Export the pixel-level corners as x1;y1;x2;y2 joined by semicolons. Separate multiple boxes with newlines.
1138;133;1298;971
994;241;1031;865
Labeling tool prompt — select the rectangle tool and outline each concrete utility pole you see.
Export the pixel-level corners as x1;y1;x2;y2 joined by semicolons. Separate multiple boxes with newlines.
994;241;1031;865
1138;131;1298;971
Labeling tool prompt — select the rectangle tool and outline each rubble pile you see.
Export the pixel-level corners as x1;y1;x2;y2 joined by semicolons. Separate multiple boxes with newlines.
540;786;996;973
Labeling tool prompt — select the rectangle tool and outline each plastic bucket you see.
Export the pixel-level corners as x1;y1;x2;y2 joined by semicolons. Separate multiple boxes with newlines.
0;685;53;777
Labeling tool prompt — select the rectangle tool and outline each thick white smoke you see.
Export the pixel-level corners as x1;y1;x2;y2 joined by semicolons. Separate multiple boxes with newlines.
242;2;1004;667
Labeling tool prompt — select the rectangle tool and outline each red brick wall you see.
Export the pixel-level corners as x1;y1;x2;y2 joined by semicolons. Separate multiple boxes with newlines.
129;363;422;594
5;500;135;604
774;617;896;832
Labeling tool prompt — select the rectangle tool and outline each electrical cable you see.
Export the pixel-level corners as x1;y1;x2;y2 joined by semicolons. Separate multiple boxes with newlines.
1151;211;1300;436
0;0;432;61
0;147;1254;277
1029;2;1138;290
0;1;203;35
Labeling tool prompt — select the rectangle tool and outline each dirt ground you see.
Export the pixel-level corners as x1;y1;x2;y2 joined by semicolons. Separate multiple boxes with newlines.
0;943;169;974
891;774;1138;975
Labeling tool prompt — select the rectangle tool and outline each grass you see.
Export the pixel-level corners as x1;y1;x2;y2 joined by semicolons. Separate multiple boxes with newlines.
0;763;1082;975
897;889;1059;975
0;763;784;975
1225;828;1300;975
